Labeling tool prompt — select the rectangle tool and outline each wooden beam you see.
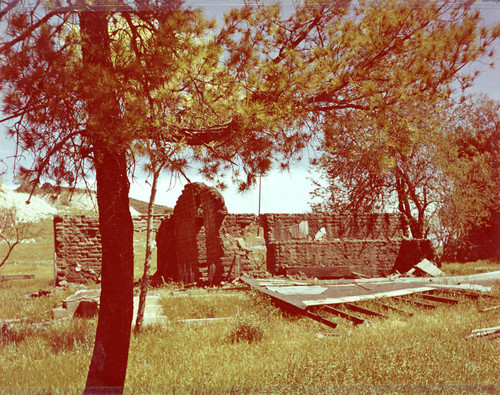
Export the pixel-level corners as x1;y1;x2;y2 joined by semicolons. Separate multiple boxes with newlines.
394;296;437;309
420;293;459;305
322;305;367;325
303;309;339;330
436;288;496;300
371;301;413;316
343;303;387;319
240;278;338;330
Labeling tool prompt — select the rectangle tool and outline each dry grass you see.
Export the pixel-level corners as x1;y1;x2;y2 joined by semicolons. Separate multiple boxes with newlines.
441;259;500;276
1;225;499;393
1;283;499;393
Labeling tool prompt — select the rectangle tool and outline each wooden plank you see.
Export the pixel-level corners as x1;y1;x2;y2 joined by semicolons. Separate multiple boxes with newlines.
394;296;437;309
240;277;338;330
322;305;367;325
303;310;339;330
343;303;387;318
272;296;339;329
479;305;500;313
302;286;436;306
285;266;353;279
420;293;459;305
466;325;500;339
414;259;444;277
433;286;494;298
0;274;35;281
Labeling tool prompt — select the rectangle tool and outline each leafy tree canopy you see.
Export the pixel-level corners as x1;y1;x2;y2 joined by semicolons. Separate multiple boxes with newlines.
305;1;499;238
1;0;498;193
437;94;500;260
1;0;499;390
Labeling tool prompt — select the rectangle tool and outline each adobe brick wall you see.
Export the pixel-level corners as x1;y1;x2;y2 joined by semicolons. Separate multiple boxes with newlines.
54;214;168;285
261;213;403;242
155;184;263;285
55;183;433;285
266;240;402;277
261;213;414;277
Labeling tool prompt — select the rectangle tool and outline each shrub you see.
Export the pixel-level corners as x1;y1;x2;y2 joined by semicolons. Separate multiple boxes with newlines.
1;323;25;345
227;314;264;344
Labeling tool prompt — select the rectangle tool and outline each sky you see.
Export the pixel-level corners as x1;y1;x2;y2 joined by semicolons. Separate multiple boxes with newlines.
1;0;499;214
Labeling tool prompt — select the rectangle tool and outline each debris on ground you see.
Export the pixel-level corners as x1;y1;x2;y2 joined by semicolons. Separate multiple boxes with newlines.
465;326;500;340
52;289;100;319
479;305;500;313
23;289;52;298
52;289;167;326
413;259;444;277
241;270;500;330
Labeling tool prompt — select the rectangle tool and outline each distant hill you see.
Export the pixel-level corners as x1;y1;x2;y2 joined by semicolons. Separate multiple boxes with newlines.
13;182;172;215
129;197;172;215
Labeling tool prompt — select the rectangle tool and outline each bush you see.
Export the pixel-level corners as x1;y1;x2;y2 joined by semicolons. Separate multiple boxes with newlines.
227;314;264;344
1;323;23;345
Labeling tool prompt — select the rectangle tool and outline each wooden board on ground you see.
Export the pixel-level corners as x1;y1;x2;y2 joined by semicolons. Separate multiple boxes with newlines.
0;274;35;281
285;266;353;279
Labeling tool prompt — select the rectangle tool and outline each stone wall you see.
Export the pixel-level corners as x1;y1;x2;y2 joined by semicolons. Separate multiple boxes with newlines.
155;183;263;285
54;183;433;285
261;213;410;277
54;214;168;285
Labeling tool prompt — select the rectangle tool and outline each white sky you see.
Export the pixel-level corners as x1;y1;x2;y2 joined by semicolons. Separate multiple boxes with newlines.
1;1;499;214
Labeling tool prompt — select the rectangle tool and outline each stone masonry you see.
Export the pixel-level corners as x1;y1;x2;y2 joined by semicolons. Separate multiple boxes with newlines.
53;214;168;285
54;183;433;285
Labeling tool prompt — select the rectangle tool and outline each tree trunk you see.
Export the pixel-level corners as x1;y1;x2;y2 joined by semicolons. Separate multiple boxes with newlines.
80;9;134;393
85;148;134;393
134;168;160;333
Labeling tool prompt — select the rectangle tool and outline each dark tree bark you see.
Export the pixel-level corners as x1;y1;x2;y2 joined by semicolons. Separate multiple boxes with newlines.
85;147;134;393
80;10;134;393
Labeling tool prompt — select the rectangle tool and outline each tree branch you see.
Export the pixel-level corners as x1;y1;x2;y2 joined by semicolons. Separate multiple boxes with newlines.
0;6;75;53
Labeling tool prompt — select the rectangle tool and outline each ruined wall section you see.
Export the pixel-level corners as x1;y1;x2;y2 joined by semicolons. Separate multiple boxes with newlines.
169;183;205;283
220;214;264;278
155;184;264;285
54;214;168;285
262;213;403;242
261;213;406;277
197;183;228;284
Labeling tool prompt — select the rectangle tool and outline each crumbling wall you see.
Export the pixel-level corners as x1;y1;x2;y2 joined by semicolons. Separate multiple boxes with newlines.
261;213;409;277
220;214;264;278
158;182;230;284
56;184;433;285
155;184;263;285
54;214;168;285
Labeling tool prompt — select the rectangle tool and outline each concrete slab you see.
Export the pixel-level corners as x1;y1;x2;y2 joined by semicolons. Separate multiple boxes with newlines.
53;289;168;326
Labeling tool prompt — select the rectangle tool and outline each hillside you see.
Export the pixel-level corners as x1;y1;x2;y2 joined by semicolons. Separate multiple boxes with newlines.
128;197;173;215
0;182;172;218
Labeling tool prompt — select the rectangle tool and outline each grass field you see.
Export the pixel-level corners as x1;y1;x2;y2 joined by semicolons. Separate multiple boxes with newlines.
1;223;500;393
1;278;499;393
